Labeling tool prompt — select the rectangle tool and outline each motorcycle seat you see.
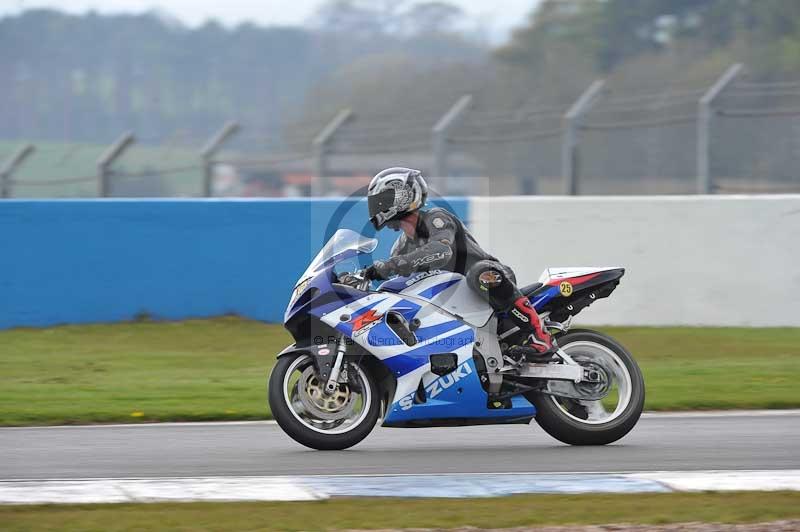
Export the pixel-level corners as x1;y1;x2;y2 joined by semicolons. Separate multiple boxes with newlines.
520;282;544;297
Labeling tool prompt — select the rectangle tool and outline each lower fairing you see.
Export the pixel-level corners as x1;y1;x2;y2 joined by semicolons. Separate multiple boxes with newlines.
382;415;535;428
382;358;537;425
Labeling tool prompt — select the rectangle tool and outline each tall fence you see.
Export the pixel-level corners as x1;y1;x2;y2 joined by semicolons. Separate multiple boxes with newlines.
2;63;800;198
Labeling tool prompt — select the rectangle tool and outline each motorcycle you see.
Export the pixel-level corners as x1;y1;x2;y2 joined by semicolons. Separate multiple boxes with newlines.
268;229;645;450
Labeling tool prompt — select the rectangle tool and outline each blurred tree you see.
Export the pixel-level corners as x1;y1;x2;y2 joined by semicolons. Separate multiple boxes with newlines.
401;2;466;36
497;0;800;79
0;6;483;145
310;0;386;37
310;0;412;37
7;0;800;150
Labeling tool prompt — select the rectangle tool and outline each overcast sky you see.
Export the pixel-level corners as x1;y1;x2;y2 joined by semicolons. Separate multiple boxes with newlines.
3;0;540;42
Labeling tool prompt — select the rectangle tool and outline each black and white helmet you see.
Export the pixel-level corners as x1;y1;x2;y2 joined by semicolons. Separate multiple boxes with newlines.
367;167;428;230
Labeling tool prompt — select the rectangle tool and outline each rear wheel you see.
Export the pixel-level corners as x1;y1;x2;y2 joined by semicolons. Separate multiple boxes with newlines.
268;353;381;450
528;329;645;445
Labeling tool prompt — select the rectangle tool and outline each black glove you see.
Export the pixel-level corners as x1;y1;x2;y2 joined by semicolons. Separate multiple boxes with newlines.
365;257;415;280
337;273;362;288
365;260;395;281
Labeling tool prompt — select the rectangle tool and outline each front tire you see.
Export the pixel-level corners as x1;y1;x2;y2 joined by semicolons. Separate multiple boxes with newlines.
529;329;645;446
268;353;381;450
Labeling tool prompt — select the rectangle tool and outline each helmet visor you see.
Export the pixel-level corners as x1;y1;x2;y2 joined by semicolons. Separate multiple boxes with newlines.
368;188;396;221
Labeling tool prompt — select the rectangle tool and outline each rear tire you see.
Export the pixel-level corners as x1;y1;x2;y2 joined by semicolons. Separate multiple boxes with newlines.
529;329;645;446
268;353;381;450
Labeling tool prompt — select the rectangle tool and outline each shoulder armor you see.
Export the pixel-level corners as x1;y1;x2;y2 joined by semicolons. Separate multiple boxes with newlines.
421;208;458;231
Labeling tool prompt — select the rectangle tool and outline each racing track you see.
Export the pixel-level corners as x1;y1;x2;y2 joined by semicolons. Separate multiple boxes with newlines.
2;411;799;480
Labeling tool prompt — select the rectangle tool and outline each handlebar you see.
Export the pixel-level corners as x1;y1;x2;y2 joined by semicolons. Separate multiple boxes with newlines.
338;269;373;291
356;269;372;291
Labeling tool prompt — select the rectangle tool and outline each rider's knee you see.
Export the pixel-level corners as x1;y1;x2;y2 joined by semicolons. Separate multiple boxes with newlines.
467;261;517;309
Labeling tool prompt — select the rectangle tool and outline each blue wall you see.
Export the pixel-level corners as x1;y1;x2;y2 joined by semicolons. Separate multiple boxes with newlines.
0;198;468;329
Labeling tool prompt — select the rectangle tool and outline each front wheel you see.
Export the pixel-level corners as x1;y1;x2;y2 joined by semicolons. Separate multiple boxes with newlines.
268;353;381;450
528;329;645;445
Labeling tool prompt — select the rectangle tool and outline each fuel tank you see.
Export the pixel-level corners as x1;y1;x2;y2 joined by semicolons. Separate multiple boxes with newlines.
378;270;494;328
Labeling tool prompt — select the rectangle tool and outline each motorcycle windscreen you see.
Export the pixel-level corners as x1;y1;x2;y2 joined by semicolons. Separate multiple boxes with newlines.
300;229;378;282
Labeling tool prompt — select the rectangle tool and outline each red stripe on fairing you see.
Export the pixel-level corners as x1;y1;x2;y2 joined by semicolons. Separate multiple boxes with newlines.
546;272;601;287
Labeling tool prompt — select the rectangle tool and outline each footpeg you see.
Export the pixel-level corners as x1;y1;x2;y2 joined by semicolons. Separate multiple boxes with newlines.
506;345;557;364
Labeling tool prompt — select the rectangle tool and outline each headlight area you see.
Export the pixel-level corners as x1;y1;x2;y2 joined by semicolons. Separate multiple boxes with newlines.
292;286;319;309
291;278;312;305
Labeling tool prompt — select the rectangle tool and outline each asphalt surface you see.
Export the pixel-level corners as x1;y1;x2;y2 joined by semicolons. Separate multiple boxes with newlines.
1;412;798;480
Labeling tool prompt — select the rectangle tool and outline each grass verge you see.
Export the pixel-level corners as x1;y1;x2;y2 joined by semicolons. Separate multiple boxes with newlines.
0;318;798;425
2;492;800;531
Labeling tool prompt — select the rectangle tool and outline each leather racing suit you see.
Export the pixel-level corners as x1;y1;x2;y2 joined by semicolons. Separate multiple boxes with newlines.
374;207;553;354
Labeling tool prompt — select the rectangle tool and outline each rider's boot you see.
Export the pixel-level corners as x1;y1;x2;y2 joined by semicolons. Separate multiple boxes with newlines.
506;296;556;362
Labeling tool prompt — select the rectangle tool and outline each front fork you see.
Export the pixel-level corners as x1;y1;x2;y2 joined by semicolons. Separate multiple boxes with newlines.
325;335;348;394
321;273;370;394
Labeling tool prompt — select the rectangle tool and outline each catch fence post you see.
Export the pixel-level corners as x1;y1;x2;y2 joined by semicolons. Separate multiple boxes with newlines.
432;94;473;194
0;144;35;198
201;121;240;198
697;63;743;194
562;80;605;196
312;108;353;197
96;132;135;198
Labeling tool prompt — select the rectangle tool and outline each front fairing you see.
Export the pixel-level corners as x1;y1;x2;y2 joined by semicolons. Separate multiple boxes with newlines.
283;265;334;325
283;265;373;346
284;230;378;327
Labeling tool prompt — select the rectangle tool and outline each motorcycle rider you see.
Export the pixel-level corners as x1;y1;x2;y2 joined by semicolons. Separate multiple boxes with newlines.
363;167;554;356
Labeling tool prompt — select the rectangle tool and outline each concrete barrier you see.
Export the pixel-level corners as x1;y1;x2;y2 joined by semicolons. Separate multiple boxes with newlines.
469;195;800;326
0;198;467;329
0;195;795;329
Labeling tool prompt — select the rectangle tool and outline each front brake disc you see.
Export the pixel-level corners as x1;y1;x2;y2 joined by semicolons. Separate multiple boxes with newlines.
297;366;357;421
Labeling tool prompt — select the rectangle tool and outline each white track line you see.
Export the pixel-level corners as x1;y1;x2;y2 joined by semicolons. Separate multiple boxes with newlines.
630;470;800;492
2;470;799;505
0;477;321;504
1;410;798;430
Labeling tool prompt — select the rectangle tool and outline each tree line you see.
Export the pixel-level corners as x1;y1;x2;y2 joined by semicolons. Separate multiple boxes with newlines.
2;0;800;147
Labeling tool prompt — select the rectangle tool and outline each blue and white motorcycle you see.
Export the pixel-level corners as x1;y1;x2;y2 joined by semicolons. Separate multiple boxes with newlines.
269;229;645;450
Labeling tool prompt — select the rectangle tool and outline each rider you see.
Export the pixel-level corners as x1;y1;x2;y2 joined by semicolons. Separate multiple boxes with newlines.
364;167;554;355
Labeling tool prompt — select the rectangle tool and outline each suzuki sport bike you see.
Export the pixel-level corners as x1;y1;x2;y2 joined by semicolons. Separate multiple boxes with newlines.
269;229;645;450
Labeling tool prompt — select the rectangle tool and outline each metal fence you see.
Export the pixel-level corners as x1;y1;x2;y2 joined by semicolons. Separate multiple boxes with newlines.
2;63;800;198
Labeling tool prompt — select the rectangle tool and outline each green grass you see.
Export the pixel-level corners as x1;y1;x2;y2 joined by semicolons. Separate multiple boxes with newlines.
0;317;286;425
0;318;798;426
616;326;800;410
2;492;800;531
